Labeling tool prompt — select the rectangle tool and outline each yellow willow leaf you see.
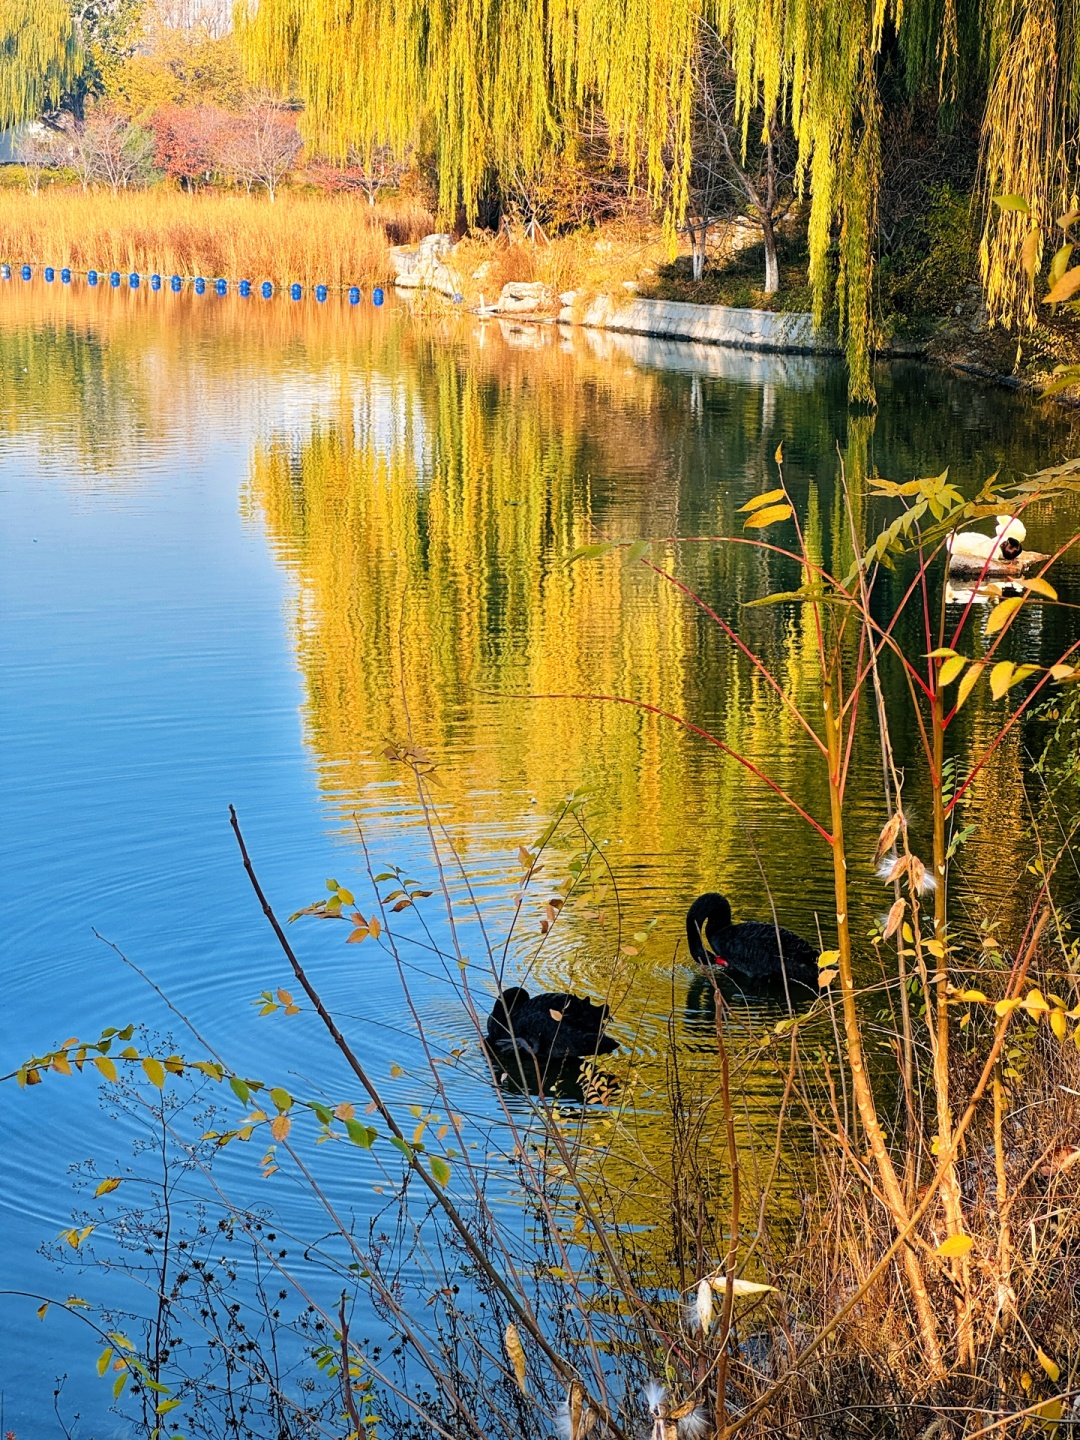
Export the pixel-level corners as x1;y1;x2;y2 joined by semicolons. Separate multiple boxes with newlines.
737;487;786;513
990;661;1016;699
1050;1009;1067;1041
1017;576;1057;600
1037;1347;1061;1382
504;1323;527;1393
936;1233;974;1258
986;597;1023;635
743;503;793;529
1022;228;1041;282
142;1058;165;1088
938;654;967;687
93;1056;118;1082
94;1177;122;1197
1045;266;1080;304
956;662;985;710
270;1114;292;1141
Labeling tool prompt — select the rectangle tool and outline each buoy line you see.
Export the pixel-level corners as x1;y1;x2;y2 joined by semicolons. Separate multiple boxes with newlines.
0;262;391;307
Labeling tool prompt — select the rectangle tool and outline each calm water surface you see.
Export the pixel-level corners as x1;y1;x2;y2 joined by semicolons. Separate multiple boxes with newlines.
2;281;1079;1434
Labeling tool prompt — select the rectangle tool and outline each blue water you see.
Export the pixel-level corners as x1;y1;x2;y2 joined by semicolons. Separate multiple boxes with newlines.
3;282;1079;1436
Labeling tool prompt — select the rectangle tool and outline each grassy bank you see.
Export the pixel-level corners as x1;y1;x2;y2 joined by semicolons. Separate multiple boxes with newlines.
0;187;434;289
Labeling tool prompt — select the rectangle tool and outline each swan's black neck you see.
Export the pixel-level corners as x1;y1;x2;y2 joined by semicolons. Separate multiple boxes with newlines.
686;892;732;965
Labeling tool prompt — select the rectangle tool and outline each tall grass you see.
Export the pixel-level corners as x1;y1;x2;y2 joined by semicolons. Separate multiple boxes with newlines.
0;187;434;288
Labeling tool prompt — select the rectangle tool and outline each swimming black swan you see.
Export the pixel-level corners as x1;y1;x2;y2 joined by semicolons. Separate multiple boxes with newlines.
686;893;819;993
485;986;618;1063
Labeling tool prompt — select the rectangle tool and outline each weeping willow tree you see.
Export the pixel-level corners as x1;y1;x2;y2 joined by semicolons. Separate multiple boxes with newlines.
0;0;80;129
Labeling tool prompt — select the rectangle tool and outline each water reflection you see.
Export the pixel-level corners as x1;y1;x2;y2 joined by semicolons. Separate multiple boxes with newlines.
4;278;1080;1425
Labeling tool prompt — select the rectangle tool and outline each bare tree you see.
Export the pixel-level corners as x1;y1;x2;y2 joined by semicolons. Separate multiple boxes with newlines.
217;100;301;202
687;24;793;292
72;108;157;192
14;124;73;194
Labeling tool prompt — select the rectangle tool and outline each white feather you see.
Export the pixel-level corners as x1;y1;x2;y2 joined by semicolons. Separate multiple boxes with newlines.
554;1401;573;1440
645;1380;667;1412
677;1407;711;1439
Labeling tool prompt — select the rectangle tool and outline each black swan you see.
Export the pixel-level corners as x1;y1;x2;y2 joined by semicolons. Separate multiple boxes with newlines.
485;986;618;1063
686;893;819;993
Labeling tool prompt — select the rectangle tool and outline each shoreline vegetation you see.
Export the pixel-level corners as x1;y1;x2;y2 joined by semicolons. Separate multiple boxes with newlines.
2;183;1077;399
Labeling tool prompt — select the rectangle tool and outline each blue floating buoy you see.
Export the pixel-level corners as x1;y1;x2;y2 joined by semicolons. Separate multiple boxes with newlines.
170;275;181;292
260;281;273;298
150;273;161;291
88;269;98;286
290;282;302;300
44;266;55;282
61;267;71;284
21;264;32;280
215;278;227;295
348;286;361;304
372;286;384;306
109;271;120;287
451;292;464;304
129;272;140;288
194;277;206;295
239;279;251;297
315;284;328;302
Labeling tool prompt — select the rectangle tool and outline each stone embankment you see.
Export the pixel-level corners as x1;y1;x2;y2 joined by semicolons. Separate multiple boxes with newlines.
387;233;840;356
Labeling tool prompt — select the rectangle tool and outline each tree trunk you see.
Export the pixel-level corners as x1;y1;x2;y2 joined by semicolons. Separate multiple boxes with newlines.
761;210;779;294
690;221;708;280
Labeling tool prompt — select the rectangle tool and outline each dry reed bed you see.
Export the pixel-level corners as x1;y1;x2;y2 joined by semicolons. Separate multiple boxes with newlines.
0;188;434;288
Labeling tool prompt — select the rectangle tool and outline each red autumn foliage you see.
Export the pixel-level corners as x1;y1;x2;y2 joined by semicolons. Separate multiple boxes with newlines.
150;104;228;187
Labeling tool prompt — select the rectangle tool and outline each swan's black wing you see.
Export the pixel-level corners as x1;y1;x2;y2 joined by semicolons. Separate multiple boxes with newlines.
488;992;616;1058
711;921;819;990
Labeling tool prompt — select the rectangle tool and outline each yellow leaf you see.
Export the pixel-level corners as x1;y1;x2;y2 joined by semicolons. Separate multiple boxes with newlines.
390;1064;404;1078
956;662;985;710
1037;1347;1061;1382
986;597;1023;635
936;1233;974;1258
817;949;839;968
1050;664;1077;681
1051;1009;1068;1042
37;1302;49;1320
270;1114;291;1142
774;442;784;464
52;1053;71;1076
954;989;989;1003
1022;228;1041;283
925;939;945;959
938;654;967;686
95;1177;122;1197
926;647;958;659
995;996;1023;1017
334;1101;355;1120
347;928;370;943
1022;988;1050;1015
1017;576;1057;600
368;916;381;939
744;503;793;529
738;487;786;513
989;661;1015;700
93;1056;118;1082
1045;265;1080;304
142;1058;165;1089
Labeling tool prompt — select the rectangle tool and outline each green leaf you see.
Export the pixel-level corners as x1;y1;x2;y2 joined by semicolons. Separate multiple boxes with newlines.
269;1087;293;1112
993;194;1030;213
345;1118;377;1148
566;541;615;564
430;1156;451;1187
229;1076;250;1104
157;1398;182;1416
389;1135;413;1159
625;539;649;562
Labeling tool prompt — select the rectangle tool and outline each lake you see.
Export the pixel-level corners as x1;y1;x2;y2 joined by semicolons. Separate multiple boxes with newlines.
2;278;1079;1436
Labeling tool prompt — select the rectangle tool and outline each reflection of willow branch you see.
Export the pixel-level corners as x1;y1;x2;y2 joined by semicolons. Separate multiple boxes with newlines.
486;690;833;840
228;805;630;1439
641;558;828;755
